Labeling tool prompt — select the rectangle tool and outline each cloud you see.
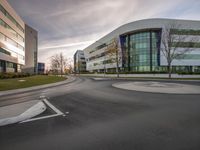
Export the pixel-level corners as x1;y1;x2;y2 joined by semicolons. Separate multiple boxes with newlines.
7;0;200;65
39;40;94;50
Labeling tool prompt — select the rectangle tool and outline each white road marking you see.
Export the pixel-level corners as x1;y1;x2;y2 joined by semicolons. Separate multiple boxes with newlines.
43;99;63;115
21;114;61;123
39;95;46;99
20;98;65;123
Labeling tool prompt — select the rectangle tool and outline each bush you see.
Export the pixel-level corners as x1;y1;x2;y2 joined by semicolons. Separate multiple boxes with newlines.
105;71;168;74
178;72;200;75
0;73;31;79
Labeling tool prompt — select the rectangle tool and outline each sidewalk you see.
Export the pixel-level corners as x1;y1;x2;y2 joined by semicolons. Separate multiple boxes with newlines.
0;100;46;126
0;76;75;97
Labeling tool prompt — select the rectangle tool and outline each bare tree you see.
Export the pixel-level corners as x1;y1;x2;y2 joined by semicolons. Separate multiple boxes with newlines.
50;52;67;76
50;54;59;74
106;37;122;78
75;62;82;74
161;22;196;78
64;58;73;74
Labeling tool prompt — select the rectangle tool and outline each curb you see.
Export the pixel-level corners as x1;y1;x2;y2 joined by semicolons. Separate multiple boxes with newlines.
112;81;200;94
0;101;46;126
82;76;200;82
0;76;76;97
112;77;200;82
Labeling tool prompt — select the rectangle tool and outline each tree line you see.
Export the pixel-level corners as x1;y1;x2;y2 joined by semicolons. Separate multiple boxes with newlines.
49;53;73;75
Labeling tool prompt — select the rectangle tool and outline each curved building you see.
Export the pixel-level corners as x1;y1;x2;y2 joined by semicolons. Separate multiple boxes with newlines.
0;0;25;73
84;18;200;73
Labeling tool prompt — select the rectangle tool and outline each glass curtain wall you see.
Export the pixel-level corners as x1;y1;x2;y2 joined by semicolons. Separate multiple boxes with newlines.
121;30;162;72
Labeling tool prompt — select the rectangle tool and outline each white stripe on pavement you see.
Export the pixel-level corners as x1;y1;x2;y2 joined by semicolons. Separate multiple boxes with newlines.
43;99;64;115
21;114;61;123
21;99;65;123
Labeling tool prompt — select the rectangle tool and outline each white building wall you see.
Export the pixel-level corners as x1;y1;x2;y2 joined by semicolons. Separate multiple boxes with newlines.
160;33;200;67
84;18;200;71
0;0;25;72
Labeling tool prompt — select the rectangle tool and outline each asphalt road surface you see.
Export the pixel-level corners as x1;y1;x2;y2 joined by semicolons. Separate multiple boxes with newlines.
0;77;200;150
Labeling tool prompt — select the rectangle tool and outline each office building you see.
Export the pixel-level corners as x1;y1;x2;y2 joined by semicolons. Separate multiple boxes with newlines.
74;50;86;73
38;62;45;74
23;24;38;74
0;0;25;73
84;18;200;73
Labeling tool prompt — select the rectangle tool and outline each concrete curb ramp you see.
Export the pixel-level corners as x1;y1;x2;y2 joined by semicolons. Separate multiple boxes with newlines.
0;100;46;126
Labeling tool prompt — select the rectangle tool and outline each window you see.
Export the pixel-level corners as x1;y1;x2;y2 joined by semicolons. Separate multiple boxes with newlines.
5;36;24;51
171;29;200;35
6;37;18;47
18;54;25;60
176;54;200;60
0;47;11;55
0;19;5;26
0;19;24;42
6;62;14;68
173;42;200;48
6;24;17;37
122;30;161;72
17;34;24;42
0;4;24;33
0;4;6;15
0;32;5;40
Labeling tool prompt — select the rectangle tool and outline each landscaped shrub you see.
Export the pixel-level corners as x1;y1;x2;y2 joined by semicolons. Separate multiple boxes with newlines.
0;73;31;79
178;72;200;75
105;71;168;74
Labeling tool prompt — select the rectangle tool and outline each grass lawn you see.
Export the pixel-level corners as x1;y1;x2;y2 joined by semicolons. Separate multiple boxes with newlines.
0;75;66;91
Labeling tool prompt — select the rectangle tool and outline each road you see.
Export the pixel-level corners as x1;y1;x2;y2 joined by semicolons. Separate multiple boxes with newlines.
0;77;200;150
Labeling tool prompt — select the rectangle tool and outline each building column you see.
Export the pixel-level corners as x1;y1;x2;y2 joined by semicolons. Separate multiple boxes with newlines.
150;31;152;72
128;35;131;72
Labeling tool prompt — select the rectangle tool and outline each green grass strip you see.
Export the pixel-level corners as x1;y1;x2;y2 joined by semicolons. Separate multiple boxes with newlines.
0;75;66;91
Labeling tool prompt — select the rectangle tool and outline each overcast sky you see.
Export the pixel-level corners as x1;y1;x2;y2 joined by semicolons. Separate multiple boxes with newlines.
7;0;200;66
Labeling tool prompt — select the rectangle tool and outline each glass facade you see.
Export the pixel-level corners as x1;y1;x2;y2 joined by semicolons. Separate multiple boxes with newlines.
0;32;24;57
84;19;200;74
0;1;25;73
0;60;17;72
38;63;45;74
120;29;200;73
0;19;24;42
0;21;24;51
0;47;11;55
74;50;86;73
121;30;162;72
0;4;24;33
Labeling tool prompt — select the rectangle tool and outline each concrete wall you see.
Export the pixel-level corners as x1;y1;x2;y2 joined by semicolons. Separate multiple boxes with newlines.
23;24;38;74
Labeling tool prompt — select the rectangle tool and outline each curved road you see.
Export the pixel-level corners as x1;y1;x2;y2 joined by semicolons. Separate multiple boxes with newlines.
0;77;200;150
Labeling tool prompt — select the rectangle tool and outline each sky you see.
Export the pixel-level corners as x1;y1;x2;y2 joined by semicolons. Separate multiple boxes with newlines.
7;0;200;67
